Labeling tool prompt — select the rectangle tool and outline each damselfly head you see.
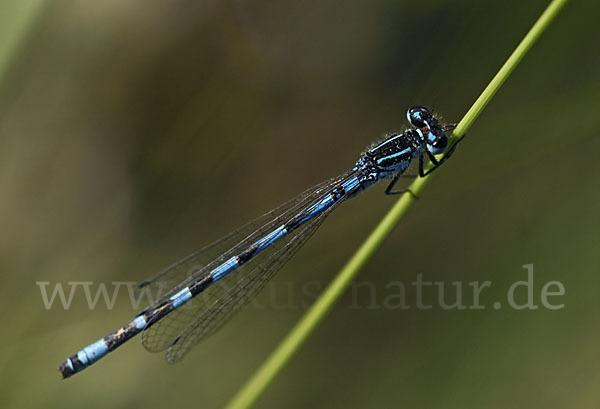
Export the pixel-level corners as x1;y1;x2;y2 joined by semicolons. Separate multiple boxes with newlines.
407;106;448;155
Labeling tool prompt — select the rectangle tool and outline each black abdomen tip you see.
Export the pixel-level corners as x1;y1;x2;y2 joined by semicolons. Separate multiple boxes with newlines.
59;361;74;379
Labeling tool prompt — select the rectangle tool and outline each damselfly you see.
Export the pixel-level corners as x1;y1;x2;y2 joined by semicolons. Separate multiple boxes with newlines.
59;106;462;378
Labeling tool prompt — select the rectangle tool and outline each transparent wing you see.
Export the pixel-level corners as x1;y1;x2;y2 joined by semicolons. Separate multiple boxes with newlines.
164;205;336;363
134;175;343;309
138;171;353;354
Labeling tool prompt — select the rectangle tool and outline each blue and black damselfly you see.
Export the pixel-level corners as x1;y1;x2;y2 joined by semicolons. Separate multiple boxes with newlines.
58;106;463;378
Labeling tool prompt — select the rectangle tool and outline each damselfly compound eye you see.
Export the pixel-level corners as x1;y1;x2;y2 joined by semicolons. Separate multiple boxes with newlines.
432;134;448;151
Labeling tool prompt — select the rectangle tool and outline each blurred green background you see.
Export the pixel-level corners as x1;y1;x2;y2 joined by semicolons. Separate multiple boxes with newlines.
0;0;598;408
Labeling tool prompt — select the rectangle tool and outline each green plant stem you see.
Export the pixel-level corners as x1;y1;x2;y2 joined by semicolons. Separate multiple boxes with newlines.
223;1;569;408
453;0;568;137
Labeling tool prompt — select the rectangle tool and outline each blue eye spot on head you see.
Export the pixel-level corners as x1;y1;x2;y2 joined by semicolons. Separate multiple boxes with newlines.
407;106;432;128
